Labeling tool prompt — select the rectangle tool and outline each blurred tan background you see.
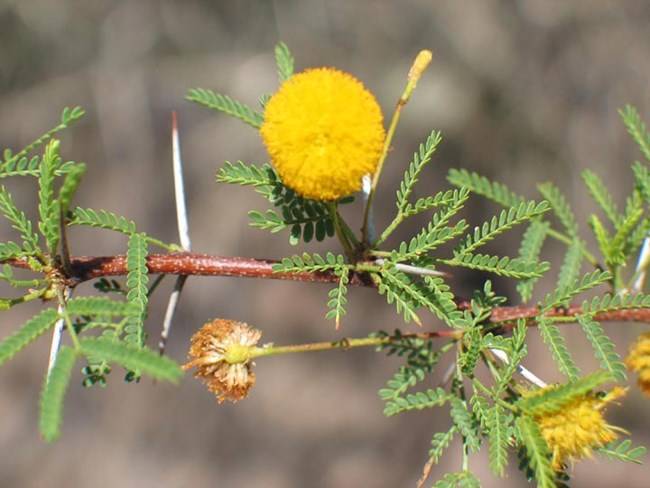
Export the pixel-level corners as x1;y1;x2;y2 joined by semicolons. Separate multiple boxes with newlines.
1;1;650;487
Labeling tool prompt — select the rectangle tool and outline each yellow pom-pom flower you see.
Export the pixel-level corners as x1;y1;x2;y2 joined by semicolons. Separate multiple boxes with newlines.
260;68;386;201
625;332;650;395
523;385;626;471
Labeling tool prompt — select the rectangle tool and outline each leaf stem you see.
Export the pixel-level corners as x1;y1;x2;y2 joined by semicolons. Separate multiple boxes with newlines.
250;330;460;359
362;52;432;246
327;202;355;260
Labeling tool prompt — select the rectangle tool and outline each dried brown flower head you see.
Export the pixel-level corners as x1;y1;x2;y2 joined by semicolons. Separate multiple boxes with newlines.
183;319;261;403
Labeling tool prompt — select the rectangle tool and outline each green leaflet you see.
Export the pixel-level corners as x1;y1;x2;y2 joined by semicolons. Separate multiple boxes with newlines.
325;268;349;328
65;296;139;316
68;207;137;234
0;185;41;254
39;346;76;442
383;387;452;416
429;427;457;463
447;168;526;208
433;471;480;488
37;140;61;256
517;371;612;416
274;41;294;83
79;338;183;383
515;416;556;488
125;232;149;349
583;292;650;315
57;163;86;213
396;130;442;213
449;397;480;453
582;169;619;225
577;315;626;381
541;269;611;312
272;252;346;274
516;219;549;302
186;88;264;129
219;161;335;244
538;318;581;381
486;405;513;477
455;201;549;256
0;106;84;177
620;105;650;164
537;181;579;237
598;439;647;464
0;308;59;366
555;238;584;299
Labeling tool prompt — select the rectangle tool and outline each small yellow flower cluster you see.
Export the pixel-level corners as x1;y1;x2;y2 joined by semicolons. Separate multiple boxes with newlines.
261;68;386;201
625;332;650;395
523;386;626;471
182;319;261;403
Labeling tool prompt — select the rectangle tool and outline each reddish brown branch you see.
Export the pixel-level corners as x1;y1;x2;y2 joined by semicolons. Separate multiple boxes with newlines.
6;253;650;325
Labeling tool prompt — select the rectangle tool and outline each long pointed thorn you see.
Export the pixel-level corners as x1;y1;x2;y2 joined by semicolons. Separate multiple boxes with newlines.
159;112;192;355
490;348;547;388
159;275;187;355
172;111;191;251
47;287;73;378
630;235;650;293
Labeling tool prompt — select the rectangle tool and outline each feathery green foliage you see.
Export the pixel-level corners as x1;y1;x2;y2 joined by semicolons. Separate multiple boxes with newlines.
540;270;611;312
38;140;61;255
125;232;149;349
433;471;480;488
325;268;349;328
538;318;581;381
517;371;612;415
39;346;77;442
0;106;84;178
537;182;579;238
58;163;86;213
598;439;647;464
0;308;59;366
274;41;294;83
68;207;137;234
485;405;513;477
577;315;626;381
2;43;649;487
455;201;549;256
516;220;549;302
582;170;619;225
65;296;139;317
0;185;41;256
449;396;481;452
620;105;650;163
555;238;585;299
515;415;556;488
218;161;336;244
186;88;264;128
396;130;443;213
79;338;183;383
429;427;457;464
447;168;526;208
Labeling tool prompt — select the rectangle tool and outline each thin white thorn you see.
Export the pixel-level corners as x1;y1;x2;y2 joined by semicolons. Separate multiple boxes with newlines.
159;275;187;354
159;112;192;355
374;258;449;278
47;287;73;377
362;174;376;244
172;111;191;251
630;235;650;293
490;348;547;388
